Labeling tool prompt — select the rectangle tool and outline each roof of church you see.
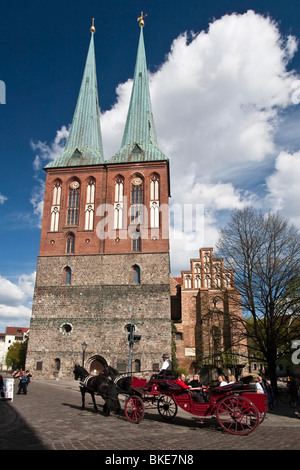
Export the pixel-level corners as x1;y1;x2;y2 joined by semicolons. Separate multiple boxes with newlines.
45;21;104;169
109;21;168;164
45;17;167;170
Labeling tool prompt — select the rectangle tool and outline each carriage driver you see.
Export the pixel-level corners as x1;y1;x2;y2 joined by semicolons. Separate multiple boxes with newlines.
158;353;174;377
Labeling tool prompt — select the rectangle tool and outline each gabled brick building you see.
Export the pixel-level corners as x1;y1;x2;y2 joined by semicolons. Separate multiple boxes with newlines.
26;19;172;379
171;248;248;380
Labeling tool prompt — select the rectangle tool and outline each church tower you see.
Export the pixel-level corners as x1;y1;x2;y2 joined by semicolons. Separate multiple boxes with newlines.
26;17;172;379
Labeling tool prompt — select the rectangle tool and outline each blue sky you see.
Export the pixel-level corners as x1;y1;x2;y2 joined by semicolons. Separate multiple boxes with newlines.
1;0;300;332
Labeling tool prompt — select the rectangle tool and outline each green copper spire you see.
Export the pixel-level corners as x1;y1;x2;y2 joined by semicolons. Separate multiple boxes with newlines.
109;18;167;164
46;21;104;169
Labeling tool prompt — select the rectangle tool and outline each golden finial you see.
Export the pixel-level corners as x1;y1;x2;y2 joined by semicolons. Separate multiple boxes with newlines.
90;18;96;33
137;11;147;27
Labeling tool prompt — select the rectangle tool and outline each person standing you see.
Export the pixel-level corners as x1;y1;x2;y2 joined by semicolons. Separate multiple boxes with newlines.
0;374;4;398
17;372;29;395
25;370;32;388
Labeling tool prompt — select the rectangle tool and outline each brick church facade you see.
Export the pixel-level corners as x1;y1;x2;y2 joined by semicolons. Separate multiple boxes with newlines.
171;247;248;379
26;19;247;380
26;19;172;379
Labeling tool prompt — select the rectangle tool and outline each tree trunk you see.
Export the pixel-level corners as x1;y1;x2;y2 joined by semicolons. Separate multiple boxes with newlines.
268;357;278;390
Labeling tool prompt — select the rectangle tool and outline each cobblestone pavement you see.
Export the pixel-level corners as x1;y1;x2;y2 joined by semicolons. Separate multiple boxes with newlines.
1;378;300;454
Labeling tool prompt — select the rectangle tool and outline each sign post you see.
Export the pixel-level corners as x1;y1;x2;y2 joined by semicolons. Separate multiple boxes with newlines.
0;378;14;401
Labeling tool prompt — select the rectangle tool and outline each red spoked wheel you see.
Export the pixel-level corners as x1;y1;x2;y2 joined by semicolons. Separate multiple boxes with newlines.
157;395;178;420
216;395;259;435
124;395;145;423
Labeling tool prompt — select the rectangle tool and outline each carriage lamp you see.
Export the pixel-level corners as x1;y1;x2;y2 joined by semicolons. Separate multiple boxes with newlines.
82;341;87;367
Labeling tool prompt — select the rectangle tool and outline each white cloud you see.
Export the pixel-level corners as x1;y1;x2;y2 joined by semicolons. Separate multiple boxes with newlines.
18;272;36;298
0;276;26;306
266;150;300;227
0;194;7;204
30;126;69;170
101;11;299;220
30;10;300;273
29;127;70;226
0;273;35;331
0;305;32;320
149;11;297;178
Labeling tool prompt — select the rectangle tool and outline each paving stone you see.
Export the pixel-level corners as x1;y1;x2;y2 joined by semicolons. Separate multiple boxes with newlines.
0;378;299;453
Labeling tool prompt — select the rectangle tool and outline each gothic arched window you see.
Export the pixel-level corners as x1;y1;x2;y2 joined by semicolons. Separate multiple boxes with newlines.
150;174;160;228
64;266;71;284
204;275;211;289
114;176;124;229
67;180;80;226
195;275;201;289
132;232;141;252
184;275;192;289
132;265;141;284
85;178;95;230
66;233;75;254
50;180;62;232
131;176;143;224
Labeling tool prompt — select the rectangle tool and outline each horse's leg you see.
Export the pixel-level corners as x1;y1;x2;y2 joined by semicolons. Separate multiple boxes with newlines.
80;386;85;410
116;397;121;414
103;399;110;416
90;392;98;412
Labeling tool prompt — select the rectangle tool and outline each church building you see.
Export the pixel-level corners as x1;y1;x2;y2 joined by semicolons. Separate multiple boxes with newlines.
26;17;172;379
171;247;248;380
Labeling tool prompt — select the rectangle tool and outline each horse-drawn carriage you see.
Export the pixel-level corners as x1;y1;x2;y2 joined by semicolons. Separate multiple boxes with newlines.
105;367;268;435
73;364;268;435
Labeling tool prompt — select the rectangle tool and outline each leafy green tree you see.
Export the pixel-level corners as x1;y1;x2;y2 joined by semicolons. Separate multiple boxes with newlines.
6;340;27;370
217;207;300;388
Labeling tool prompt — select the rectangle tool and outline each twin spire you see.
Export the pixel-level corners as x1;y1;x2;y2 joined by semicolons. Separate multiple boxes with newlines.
46;16;167;169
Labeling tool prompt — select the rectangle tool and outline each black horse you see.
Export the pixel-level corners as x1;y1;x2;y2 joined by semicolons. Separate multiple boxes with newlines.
103;365;135;393
103;365;142;393
103;365;173;392
73;364;120;416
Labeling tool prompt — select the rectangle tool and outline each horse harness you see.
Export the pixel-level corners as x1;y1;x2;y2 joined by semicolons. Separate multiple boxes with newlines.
113;374;122;388
79;374;120;404
80;375;94;392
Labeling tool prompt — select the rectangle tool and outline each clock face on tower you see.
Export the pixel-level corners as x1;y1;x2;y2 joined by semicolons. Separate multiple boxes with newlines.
70;181;80;189
132;177;142;186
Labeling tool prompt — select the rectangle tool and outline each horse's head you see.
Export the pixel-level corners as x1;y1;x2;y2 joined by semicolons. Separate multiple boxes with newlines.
103;365;119;379
73;364;81;381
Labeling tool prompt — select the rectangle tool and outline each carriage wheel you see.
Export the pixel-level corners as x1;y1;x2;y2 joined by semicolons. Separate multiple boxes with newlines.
216;395;259;435
157;395;178;420
124;395;145;423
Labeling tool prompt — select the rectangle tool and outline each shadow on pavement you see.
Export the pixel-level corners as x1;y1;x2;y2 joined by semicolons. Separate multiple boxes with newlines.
268;400;299;419
0;400;48;450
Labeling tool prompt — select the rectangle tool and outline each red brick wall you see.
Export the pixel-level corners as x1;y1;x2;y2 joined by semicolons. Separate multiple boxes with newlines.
39;161;170;257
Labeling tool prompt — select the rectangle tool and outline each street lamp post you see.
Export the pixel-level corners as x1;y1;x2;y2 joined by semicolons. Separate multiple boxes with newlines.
125;322;141;375
82;341;87;368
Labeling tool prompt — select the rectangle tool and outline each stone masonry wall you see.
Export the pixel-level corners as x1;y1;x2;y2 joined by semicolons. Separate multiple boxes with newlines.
26;253;172;379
